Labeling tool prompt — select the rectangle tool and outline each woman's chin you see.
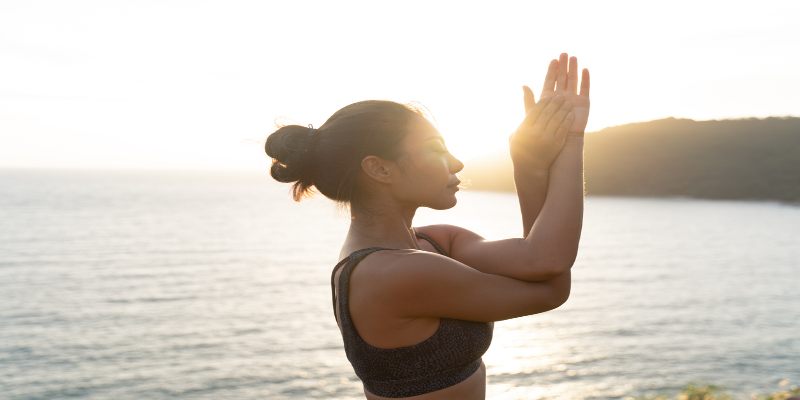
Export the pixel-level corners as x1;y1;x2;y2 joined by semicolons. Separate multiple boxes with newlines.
427;194;458;210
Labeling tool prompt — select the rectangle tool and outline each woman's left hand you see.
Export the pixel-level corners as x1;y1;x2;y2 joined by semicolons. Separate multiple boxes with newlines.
528;53;590;135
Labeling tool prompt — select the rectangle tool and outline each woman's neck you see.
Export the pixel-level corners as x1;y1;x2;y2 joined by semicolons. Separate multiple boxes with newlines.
345;202;420;251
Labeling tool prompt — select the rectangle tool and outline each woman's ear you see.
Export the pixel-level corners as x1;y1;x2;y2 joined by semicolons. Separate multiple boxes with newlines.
360;155;394;184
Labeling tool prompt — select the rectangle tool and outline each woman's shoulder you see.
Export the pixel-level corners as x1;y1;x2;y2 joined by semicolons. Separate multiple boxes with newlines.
347;248;450;285
339;224;476;280
342;249;448;310
414;224;478;256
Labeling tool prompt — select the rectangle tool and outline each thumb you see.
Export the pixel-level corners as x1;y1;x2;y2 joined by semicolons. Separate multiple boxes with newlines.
523;85;536;114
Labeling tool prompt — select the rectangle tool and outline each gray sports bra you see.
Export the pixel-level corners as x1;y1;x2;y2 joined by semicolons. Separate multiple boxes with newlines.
330;232;494;398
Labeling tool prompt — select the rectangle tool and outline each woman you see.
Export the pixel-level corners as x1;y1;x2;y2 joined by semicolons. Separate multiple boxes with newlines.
265;52;589;399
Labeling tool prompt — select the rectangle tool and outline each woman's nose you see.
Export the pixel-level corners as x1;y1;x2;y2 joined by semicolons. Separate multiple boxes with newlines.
449;153;464;173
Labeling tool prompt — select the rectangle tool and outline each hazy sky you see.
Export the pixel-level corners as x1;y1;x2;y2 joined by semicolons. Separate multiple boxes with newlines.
2;1;798;171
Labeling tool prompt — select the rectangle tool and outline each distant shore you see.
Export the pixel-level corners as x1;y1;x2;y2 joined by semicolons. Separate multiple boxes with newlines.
461;116;800;205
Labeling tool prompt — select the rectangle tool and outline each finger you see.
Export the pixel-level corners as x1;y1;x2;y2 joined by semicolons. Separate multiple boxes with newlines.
523;85;535;114
529;96;565;129
567;56;578;95
544;102;575;136
540;59;558;99
522;96;554;126
580;68;590;97
556;53;568;93
526;96;560;126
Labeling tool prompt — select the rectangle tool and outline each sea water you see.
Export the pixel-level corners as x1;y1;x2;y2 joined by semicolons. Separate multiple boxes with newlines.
0;169;797;399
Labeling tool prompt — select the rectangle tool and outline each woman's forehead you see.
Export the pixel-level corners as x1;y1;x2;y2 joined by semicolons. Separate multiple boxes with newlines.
407;118;443;142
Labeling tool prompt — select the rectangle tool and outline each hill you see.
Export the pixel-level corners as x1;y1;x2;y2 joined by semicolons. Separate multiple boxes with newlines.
460;116;800;204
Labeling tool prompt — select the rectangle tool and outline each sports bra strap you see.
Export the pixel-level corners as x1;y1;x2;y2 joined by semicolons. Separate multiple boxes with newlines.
331;247;387;326
414;231;449;257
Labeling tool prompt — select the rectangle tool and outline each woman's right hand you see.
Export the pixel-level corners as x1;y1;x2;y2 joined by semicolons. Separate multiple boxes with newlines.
509;92;575;172
509;57;575;171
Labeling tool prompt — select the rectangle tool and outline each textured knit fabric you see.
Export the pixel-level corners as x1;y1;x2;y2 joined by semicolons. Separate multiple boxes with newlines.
330;232;494;398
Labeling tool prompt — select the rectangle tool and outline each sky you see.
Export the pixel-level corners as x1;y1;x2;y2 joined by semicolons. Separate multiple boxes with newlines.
1;0;798;171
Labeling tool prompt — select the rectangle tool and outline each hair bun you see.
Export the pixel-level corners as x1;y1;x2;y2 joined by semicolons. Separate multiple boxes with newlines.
265;125;316;184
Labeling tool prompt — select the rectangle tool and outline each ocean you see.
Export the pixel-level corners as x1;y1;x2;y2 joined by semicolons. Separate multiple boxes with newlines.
0;169;797;399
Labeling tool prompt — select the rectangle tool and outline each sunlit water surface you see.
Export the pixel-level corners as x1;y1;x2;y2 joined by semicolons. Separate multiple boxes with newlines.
0;169;797;399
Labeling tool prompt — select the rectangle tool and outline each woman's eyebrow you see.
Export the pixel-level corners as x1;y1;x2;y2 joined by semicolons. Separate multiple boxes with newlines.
423;136;445;143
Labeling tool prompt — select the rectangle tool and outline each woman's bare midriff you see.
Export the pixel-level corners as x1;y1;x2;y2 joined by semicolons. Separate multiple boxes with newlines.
364;360;486;400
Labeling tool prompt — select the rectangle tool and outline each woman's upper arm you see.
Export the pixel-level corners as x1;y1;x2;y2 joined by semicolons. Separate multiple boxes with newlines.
378;250;570;323
415;224;569;281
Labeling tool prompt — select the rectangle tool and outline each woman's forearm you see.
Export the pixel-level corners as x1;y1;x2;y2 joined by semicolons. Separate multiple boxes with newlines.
513;167;549;237
524;135;585;275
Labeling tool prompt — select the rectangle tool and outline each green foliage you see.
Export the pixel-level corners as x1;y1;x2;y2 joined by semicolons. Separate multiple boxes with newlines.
751;378;800;400
624;383;732;400
623;380;800;400
678;383;732;400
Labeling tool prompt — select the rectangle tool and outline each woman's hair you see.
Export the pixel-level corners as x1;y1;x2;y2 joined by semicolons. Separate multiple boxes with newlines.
265;100;428;206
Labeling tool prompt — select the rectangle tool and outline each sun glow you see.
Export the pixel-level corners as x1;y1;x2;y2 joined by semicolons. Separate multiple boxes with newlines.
1;1;798;171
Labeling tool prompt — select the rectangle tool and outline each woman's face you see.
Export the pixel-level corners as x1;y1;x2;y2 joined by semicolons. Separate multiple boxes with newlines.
390;116;464;210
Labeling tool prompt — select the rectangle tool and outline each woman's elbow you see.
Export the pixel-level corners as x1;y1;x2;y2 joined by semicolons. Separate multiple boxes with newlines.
552;285;571;309
551;285;570;310
531;256;576;281
547;271;572;310
522;271;571;316
518;242;578;281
